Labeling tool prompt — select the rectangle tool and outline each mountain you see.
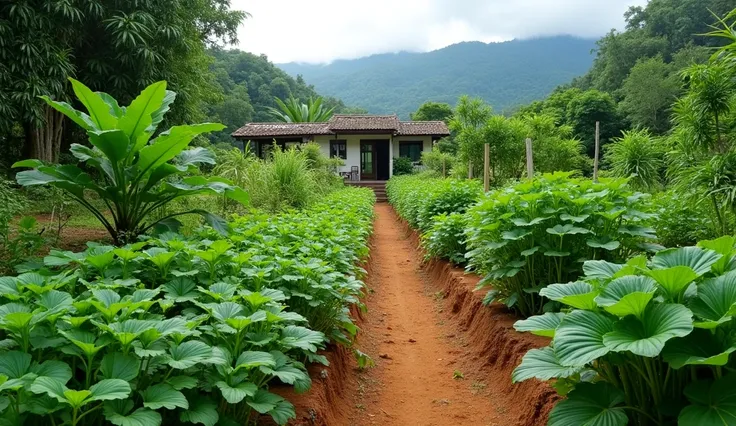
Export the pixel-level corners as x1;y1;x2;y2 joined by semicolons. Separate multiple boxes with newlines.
279;36;597;118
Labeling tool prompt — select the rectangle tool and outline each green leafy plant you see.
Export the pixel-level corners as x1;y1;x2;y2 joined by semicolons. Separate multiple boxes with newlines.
513;236;736;426
605;129;665;191
392;157;414;176
13;79;248;245
465;172;659;317
422;213;468;265
266;96;334;123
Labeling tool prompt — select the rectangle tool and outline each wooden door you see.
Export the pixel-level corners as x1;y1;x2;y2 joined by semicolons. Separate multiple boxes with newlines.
360;141;377;180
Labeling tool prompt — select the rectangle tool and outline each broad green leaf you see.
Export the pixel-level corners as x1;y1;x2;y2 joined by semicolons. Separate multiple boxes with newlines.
88;130;129;166
586;238;621;251
594;276;656;318
603;304;693;357
167;341;212;369
246;389;283;414
30;360;72;383
100;353;140;381
236;351;276;370
141;383;189;410
166;376;198;391
138;123;225;175
547;224;591;236
646;266;698;300
512;217;548;227
281;326;325;352
104;401;162;426
554;310;615;366
215;381;257;404
560;213;589;223
651;246;722;276
0;351;31;379
39;97;95;130
512;346;584;382
548;382;628;426
699;236;736;274
64;389;92;407
30;376;68;403
663;329;736;369
502;229;531;241
179;397;218;426
210;302;245;321
679;375;736;426
269;400;296;426
513;313;565;337
690;271;736;328
89;379;131;402
176;147;215;167
119;81;167;147
540;282;599;310
70;78;118;129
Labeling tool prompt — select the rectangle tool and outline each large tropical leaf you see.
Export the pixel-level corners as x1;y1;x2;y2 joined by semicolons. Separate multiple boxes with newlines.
603;303;693;357
138;124;225;175
166;341;212;369
88;379;131;402
69;79;118;130
119;81;167;149
690;270;736;328
554;310;615;366
540;282;599;310
104;401;162;426
651;246;722;276
215;381;257;404
179;397;218;426
663;329;736;369
594;276;656;318
679;375;736;426
646;266;699;301
141;384;188;410
512;346;585;382
548;382;628;426
513;313;565;337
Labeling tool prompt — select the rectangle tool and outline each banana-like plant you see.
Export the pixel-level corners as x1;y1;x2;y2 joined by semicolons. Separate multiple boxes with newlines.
266;96;334;123
513;236;736;426
13;79;248;245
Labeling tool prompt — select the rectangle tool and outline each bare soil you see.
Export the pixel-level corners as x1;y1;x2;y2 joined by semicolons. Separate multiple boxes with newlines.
281;204;557;426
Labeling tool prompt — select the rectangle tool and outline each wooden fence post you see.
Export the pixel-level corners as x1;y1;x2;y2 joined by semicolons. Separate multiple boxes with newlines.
593;121;600;182
442;157;446;178
525;138;534;179
468;160;473;179
483;143;490;192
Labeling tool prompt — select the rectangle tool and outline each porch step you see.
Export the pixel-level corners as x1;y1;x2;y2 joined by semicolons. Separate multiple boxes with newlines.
346;181;388;203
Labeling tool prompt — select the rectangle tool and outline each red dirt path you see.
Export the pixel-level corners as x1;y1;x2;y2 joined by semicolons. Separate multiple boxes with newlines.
283;204;556;426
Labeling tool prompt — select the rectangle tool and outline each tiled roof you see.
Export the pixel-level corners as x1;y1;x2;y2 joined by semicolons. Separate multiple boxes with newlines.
231;115;451;138
398;121;450;136
328;114;400;131
230;122;331;138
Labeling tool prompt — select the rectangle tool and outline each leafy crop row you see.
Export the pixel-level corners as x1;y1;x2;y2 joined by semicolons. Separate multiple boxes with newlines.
386;174;482;264
465;172;659;317
514;237;736;426
0;187;375;426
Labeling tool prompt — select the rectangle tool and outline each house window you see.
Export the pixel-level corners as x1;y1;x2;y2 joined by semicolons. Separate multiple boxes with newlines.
330;140;347;160
399;141;423;162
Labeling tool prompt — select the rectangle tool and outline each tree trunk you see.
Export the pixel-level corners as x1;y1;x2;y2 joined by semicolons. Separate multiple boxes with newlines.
26;107;64;163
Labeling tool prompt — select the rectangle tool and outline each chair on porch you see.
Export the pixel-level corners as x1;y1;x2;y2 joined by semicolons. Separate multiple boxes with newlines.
350;166;359;181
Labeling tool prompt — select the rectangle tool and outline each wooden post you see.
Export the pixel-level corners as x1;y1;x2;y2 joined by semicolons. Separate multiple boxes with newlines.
483;143;490;192
468;160;473;179
593;121;600;182
442;157;446;178
525;138;534;179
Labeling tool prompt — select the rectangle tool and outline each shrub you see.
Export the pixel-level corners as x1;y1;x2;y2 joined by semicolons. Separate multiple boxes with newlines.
465;172;659;317
392;157;414;176
606;129;665;191
13;79;247;245
653;190;720;247
421;146;453;177
513;237;736;426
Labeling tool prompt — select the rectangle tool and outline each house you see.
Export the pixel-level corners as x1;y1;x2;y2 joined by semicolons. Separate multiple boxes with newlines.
231;115;450;181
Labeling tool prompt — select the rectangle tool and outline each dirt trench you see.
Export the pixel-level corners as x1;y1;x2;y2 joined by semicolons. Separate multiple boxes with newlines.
281;204;557;426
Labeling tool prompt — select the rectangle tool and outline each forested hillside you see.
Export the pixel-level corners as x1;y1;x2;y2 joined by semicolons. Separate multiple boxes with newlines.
279;36;596;118
205;50;364;145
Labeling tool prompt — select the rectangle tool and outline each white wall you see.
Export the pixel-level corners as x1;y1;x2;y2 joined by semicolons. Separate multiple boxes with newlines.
314;134;433;180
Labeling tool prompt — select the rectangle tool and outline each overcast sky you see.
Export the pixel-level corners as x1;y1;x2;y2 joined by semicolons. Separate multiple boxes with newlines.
233;0;648;64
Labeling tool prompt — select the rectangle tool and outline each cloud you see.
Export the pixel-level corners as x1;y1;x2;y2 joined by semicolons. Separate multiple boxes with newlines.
232;0;647;64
